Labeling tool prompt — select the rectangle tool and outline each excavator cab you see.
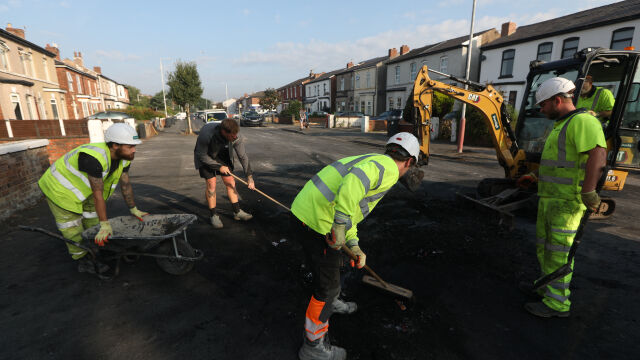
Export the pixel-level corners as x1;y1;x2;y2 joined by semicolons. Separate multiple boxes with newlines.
518;48;640;197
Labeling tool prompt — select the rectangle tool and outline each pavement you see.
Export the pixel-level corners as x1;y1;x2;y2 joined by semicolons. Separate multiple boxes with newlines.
1;119;639;359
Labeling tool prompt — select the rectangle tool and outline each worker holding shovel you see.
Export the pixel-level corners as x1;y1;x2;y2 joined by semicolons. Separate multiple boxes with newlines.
290;132;420;360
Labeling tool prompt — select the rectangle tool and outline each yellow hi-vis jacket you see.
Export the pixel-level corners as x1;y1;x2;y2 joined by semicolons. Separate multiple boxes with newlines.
38;143;130;213
291;154;399;245
538;109;606;202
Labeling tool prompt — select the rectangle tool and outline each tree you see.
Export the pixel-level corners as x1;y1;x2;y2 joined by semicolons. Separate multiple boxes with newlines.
214;102;224;109
167;60;203;134
150;91;165;111
260;88;281;122
125;85;142;106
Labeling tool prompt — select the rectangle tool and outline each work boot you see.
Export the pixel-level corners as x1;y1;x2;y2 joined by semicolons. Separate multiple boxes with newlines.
332;298;357;315
77;258;109;274
524;301;570;318
518;281;543;299
210;214;224;229
298;336;346;360
233;209;253;221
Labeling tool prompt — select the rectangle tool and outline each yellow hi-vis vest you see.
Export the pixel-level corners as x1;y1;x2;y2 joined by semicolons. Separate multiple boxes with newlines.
38;143;130;213
538;110;605;201
291;154;399;243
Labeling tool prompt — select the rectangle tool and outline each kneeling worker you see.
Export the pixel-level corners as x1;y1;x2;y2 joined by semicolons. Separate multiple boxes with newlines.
194;118;255;228
291;132;421;360
38;123;149;273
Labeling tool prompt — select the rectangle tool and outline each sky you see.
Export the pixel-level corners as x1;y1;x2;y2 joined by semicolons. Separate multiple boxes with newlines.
2;0;622;101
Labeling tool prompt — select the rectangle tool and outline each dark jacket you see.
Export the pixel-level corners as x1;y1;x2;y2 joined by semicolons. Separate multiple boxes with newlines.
193;123;252;176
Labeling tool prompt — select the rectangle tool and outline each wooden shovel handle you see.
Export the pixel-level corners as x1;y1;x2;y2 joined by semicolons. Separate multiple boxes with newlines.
341;244;390;289
229;173;291;212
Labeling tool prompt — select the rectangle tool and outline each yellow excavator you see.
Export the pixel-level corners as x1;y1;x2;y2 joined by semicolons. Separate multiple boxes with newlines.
406;48;640;223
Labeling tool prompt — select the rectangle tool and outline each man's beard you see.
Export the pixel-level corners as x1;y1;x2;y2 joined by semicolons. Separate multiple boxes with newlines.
547;109;561;120
116;148;135;160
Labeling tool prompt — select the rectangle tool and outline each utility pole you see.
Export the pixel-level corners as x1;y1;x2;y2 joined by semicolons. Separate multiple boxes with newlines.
458;0;476;153
225;83;229;101
160;59;168;119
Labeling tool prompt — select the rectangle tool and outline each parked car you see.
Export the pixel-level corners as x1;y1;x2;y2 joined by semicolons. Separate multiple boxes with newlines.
241;111;263;127
310;111;328;117
204;109;228;124
175;112;187;120
86;111;130;120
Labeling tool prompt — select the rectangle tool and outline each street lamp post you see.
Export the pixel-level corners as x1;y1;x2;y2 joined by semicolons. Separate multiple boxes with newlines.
159;59;169;119
458;0;477;153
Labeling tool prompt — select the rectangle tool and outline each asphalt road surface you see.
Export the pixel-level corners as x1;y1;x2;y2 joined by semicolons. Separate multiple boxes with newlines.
1;120;639;359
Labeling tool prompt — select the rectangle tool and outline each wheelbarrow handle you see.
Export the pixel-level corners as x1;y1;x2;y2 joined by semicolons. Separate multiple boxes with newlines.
19;225;96;259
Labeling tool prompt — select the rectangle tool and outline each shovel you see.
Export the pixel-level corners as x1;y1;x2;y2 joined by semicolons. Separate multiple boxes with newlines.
230;173;414;299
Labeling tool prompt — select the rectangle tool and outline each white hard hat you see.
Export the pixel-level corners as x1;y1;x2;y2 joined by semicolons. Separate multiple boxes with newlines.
386;132;420;162
535;77;575;105
104;123;142;145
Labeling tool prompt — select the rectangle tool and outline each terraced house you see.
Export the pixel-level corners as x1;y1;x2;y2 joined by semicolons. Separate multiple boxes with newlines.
352;55;389;116
480;0;640;109
0;24;66;120
97;68;129;110
52;49;103;119
385;29;499;111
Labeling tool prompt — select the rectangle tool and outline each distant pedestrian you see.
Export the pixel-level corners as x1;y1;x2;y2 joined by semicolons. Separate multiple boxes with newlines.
193;119;255;229
299;109;308;130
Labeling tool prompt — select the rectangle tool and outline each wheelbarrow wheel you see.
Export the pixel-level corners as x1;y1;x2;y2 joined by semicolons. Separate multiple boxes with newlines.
155;239;195;275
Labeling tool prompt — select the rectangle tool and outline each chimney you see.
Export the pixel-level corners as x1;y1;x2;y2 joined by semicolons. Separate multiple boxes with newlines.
6;23;25;39
93;66;102;74
400;45;410;55
45;43;60;60
346;61;353;69
501;21;516;37
309;69;314;77
388;48;398;59
74;51;84;67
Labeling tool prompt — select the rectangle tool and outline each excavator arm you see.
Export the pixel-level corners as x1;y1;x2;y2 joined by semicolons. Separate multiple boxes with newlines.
411;65;532;178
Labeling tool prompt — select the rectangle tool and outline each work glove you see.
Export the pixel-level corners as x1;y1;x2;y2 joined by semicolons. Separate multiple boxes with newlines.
348;245;366;269
326;223;347;250
581;190;601;211
516;172;537;189
95;221;112;246
129;207;149;221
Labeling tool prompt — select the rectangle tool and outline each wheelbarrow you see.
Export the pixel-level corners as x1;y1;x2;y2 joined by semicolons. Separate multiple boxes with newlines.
20;214;203;279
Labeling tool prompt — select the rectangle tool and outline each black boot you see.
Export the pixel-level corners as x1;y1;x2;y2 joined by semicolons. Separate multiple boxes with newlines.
298;335;346;360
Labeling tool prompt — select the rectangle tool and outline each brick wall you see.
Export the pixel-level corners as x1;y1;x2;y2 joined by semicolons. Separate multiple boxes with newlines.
368;120;388;132
0;141;51;222
45;136;90;163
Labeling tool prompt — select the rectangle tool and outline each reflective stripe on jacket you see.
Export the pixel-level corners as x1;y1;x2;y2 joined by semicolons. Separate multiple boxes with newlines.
38;143;129;213
291;153;399;242
537;110;602;201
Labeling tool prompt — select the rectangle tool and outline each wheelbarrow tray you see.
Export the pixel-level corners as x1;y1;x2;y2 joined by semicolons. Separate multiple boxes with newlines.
81;214;197;252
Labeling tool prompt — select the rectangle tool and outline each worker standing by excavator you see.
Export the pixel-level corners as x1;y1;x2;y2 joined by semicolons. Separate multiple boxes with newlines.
517;78;606;318
291;132;420;360
576;75;615;123
38;123;149;274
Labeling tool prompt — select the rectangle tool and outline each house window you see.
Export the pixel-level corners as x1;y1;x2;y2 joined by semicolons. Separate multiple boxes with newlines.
561;37;579;59
351;75;355;89
395;66;400;84
0;41;9;70
59;97;66;119
67;72;74;91
323;83;327;95
611;27;634;50
500;49;515;77
77;75;83;93
367;101;372;115
389;97;394;110
536;42;553;62
50;95;59;120
20;52;32;76
340;78;345;90
397;97;402;110
81;101;89;117
26;94;37;120
10;94;23;120
440;56;448;73
360;100;365;113
410;62;417;80
42;58;50;81
508;91;517;107
366;72;371;88
355;75;360;89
